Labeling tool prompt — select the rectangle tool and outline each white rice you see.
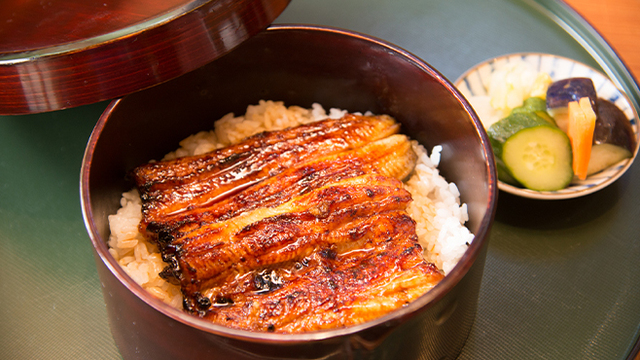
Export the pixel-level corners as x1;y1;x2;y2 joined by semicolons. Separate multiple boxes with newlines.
107;100;474;308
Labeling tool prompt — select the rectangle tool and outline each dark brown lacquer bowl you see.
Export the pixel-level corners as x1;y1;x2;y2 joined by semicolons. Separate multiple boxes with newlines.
81;25;498;360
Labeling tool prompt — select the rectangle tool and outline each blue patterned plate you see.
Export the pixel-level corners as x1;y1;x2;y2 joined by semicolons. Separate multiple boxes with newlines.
455;53;639;200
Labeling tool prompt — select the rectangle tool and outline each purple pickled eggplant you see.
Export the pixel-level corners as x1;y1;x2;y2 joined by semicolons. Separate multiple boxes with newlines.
594;98;637;152
546;78;597;110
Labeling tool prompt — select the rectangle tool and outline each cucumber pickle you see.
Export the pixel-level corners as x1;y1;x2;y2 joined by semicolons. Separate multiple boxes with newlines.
487;106;573;191
502;126;573;190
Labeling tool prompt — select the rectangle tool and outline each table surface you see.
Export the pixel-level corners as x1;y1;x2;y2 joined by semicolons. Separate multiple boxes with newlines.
1;0;639;359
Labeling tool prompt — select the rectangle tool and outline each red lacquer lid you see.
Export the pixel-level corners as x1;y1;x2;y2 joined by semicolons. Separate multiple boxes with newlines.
0;0;290;115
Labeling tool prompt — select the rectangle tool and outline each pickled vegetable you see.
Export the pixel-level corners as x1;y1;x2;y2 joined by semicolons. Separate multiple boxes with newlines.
587;144;633;175
480;72;636;191
511;97;556;125
502;126;573;191
567;98;597;180
512;97;547;113
546;78;597;133
488;112;573;190
546;78;597;110
594;98;637;152
488;61;552;112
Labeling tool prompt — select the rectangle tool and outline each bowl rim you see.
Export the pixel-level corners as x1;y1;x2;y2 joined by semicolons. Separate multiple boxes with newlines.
454;51;640;200
80;23;498;343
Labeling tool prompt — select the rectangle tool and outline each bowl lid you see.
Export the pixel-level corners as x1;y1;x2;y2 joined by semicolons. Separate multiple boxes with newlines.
0;0;290;115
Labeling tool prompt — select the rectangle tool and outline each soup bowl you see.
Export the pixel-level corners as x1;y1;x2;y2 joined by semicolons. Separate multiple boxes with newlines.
81;24;498;360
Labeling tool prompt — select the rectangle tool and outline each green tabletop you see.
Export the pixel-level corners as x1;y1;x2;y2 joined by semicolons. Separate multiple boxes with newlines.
1;0;639;359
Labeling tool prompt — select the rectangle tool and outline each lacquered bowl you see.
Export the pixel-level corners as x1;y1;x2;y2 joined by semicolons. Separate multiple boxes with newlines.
81;24;498;360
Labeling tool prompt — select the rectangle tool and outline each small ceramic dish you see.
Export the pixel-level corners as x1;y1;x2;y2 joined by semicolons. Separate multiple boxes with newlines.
455;52;639;200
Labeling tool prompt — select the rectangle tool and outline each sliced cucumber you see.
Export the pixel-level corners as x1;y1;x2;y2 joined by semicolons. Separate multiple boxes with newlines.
487;112;552;160
532;111;557;126
502;126;573;191
488;111;573;191
495;157;521;186
511;97;556;126
512;97;547;112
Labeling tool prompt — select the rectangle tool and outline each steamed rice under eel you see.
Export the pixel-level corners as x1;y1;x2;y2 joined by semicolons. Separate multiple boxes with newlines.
130;113;445;333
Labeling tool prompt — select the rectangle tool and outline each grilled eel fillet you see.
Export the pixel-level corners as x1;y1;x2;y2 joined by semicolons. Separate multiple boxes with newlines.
131;114;445;333
203;211;443;333
133;114;399;232
146;133;417;246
